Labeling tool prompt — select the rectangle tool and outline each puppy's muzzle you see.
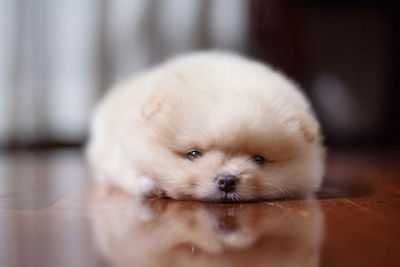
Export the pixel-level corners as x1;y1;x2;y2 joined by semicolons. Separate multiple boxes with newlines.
215;174;237;193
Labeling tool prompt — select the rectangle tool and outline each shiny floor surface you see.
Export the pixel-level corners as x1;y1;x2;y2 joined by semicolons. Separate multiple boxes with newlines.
0;148;399;267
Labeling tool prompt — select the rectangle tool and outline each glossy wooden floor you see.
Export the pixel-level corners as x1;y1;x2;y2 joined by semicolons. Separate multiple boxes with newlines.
0;148;399;267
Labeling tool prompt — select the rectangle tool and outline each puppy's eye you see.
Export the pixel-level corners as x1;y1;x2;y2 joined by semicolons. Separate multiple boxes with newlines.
252;155;266;166
186;150;202;161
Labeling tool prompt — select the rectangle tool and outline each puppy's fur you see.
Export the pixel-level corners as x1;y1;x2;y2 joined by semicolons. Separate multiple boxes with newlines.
87;52;325;202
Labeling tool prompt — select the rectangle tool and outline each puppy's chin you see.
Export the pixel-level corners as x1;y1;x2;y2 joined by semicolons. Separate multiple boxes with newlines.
203;188;306;203
212;192;242;203
200;187;274;203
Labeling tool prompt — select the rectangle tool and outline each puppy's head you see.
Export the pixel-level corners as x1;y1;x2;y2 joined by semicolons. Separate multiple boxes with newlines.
135;53;324;201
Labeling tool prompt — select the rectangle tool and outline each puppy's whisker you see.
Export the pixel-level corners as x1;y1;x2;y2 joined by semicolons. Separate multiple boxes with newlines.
233;192;241;202
263;182;288;200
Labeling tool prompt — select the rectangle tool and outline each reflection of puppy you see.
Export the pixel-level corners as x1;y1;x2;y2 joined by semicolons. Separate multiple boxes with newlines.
89;190;323;267
87;52;325;201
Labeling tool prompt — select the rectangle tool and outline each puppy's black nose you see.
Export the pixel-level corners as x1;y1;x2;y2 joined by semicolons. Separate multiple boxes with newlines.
215;174;237;193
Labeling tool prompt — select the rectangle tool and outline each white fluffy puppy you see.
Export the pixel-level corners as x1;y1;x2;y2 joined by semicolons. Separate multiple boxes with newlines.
86;52;325;202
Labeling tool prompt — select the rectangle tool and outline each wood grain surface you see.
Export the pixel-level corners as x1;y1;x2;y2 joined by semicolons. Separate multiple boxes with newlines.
0;148;399;267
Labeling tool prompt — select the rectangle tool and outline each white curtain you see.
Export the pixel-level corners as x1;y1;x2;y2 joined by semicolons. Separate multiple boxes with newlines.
0;0;249;146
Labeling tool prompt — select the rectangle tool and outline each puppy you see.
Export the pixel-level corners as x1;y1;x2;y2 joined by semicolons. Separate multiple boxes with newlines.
86;51;325;202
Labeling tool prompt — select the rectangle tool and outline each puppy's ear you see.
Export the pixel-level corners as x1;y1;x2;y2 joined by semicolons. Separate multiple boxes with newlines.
141;89;166;120
287;112;319;143
141;75;183;120
297;112;319;143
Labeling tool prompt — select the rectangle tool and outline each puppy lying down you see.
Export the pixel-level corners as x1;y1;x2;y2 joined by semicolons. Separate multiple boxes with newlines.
86;52;325;202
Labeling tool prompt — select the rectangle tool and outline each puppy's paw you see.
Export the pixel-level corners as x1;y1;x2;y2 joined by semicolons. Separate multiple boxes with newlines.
137;177;166;198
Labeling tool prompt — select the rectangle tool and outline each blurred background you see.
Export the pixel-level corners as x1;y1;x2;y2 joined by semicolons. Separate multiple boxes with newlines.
0;0;399;149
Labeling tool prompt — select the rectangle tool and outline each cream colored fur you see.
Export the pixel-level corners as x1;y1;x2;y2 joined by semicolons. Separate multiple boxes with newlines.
86;51;325;201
